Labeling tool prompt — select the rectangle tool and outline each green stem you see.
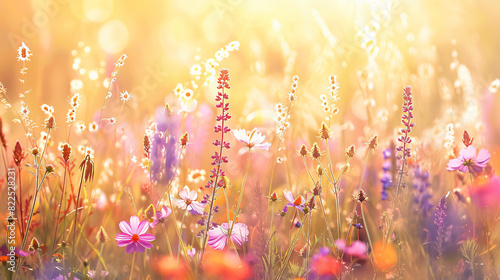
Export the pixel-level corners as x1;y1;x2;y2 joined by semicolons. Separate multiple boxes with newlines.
361;203;375;265
228;149;252;241
162;223;173;256
20;172;49;250
129;252;135;280
275;212;307;280
177;208;188;260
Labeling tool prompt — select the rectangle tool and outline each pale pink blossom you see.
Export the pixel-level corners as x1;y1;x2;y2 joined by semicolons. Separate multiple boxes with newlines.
447;145;490;173
172;186;207;215
233;128;271;151
207;222;249;250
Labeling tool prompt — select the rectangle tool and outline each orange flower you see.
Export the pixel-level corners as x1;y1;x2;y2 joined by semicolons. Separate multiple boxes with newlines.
372;241;398;271
154;256;189;280
311;255;340;277
203;251;251;280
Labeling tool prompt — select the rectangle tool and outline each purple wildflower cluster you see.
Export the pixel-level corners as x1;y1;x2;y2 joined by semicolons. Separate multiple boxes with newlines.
396;86;414;192
412;166;433;217
206;68;231;189
380;148;392;200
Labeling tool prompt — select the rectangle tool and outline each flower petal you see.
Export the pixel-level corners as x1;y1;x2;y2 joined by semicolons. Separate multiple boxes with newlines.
163;206;172;216
230;223;249;246
140;233;156;242
446;158;463;171
137;220;149;235
475;149;490;165
172;197;187;209
129;216;140;233
233;129;249;144
461;146;476;160
188;202;207;215
283;189;295;204
138;240;153;249
188;190;198;201
119;220;133;235
126;242;144;254
208;227;228;250
254;142;271;150
179;187;189;200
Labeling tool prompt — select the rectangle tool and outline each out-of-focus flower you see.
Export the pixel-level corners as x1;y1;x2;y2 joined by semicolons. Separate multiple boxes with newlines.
115;216;156;254
372;241;397;271
310;250;340;277
150;205;172;228
283;189;305;212
345;241;367;259
172;186;207;215
203;251;251;280
187;248;196;258
489;78;500;93
334;239;367;259
471;174;500;208
232;128;271;151
154;256;189;280
87;270;108;279
187;169;206;184
446;145;490;173
207;222;249;250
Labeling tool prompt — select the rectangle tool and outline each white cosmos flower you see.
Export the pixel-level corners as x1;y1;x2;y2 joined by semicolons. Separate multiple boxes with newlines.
232;128;271;151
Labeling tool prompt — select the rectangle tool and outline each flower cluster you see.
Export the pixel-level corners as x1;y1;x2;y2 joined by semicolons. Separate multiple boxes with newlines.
206;68;231;189
275;76;299;143
412;166;433;217
396;86;414;190
66;93;81;124
397;87;414;160
320;75;340;117
380;148;392;200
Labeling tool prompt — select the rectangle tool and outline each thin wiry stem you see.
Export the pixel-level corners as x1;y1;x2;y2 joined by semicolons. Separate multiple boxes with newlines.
227;149;252;243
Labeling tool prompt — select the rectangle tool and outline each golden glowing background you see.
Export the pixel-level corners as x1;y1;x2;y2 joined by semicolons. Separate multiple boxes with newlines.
1;0;500;140
2;1;500;278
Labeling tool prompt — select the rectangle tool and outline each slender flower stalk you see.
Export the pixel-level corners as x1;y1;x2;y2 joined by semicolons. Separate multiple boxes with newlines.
21;125;52;250
395;86;414;198
201;68;232;262
227;149;251;243
177;208;188;260
129;252;136;280
71;155;94;275
52;143;72;253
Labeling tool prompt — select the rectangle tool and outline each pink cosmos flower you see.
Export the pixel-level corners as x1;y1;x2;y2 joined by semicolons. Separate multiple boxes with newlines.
207;222;249;250
233;128;271;151
283;189;306;212
150;205;172;228
115;216;156;254
334;239;367;259
172;186;207;215
447;145;490;173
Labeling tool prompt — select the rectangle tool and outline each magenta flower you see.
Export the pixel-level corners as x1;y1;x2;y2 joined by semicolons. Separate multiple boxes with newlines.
172;186;207;215
446;145;490;173
115;216;156;254
283;189;306;212
207;222;249;250
150;205;172;228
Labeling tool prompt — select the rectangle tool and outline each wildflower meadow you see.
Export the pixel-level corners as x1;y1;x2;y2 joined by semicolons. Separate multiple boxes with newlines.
1;1;500;279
